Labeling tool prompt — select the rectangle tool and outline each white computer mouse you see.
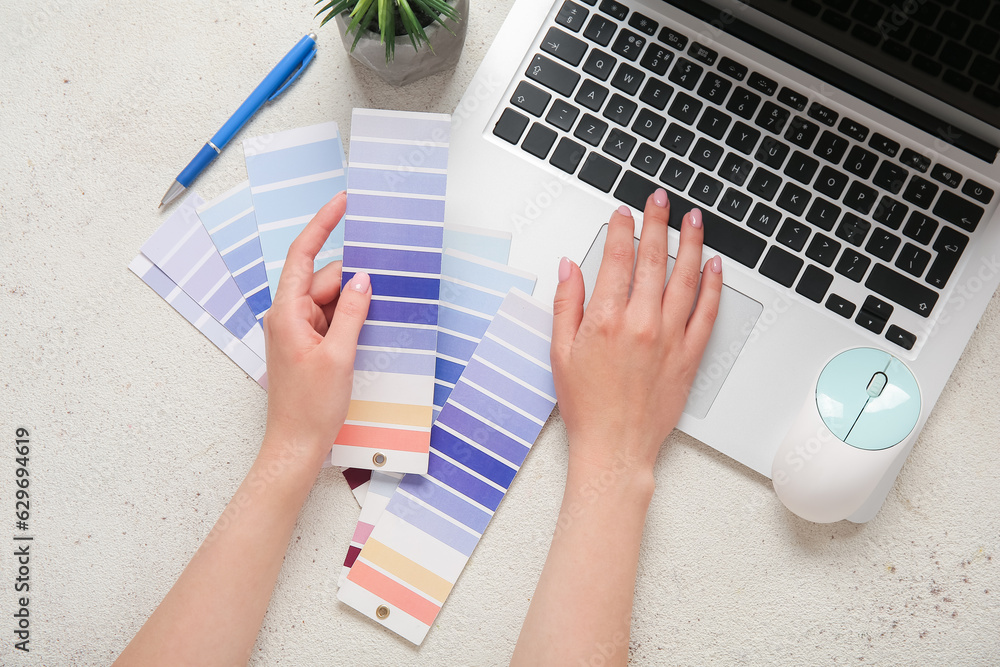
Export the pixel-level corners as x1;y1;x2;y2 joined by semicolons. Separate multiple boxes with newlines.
771;347;922;523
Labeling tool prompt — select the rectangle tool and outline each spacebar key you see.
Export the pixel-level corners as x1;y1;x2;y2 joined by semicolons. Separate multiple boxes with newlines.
865;264;939;317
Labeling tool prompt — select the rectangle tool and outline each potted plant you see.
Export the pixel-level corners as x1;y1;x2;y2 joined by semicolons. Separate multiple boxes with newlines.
316;0;468;86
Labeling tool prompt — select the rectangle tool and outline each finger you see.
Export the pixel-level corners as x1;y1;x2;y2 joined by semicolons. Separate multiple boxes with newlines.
310;260;344;306
629;188;671;310
275;192;347;301
322;271;371;360
588;206;636;309
684;255;723;357
662;207;705;323
551;257;585;366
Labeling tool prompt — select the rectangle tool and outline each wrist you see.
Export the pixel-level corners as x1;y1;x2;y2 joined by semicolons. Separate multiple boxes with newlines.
564;453;656;510
256;429;327;490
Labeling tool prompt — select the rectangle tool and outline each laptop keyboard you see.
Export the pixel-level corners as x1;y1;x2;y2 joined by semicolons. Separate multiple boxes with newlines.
491;0;996;352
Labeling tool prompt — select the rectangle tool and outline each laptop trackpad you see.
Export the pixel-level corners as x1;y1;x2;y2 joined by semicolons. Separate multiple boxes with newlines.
579;224;762;419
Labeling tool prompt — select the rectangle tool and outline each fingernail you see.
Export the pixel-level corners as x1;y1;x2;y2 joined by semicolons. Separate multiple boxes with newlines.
653;188;668;208
558;257;572;283
349;272;370;292
617;205;632;217
710;255;722;274
689;208;703;229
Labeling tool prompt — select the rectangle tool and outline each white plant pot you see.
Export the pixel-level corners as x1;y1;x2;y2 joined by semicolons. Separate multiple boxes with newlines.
335;0;469;87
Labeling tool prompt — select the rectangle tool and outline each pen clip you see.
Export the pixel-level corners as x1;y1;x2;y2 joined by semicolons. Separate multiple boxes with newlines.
267;46;317;102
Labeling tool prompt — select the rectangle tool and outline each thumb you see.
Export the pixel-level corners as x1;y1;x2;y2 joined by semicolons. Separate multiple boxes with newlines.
552;257;584;365
324;271;371;354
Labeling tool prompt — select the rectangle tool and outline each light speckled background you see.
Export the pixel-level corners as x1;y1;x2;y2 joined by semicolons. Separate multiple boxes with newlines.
1;2;998;665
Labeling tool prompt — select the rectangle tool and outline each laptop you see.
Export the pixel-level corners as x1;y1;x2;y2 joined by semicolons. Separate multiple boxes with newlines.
443;0;1000;521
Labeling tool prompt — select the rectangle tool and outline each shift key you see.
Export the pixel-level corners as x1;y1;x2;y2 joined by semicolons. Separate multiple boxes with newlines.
865;263;939;317
526;54;581;97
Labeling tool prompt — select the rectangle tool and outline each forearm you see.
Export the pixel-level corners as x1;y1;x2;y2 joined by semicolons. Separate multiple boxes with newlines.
115;435;323;666
512;449;655;667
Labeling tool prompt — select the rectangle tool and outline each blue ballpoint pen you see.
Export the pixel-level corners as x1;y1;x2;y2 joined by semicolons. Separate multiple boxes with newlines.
159;33;318;207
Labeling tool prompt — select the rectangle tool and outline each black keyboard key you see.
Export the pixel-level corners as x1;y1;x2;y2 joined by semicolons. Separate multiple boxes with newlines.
719;153;753;186
726;122;761;155
826;293;856;318
756;137;790;168
836;248;871;282
777;182;811;216
630;143;665;176
628;12;658;36
541;27;589;66
660;123;695;155
902;211;938;244
690;172;724;206
838;117;870;142
853;25;881;46
748;71;778;96
611;63;645;95
748;168;783;201
556;1;590;33
784;151;820;184
882;39;913;61
873;196;908;229
784;117;820;149
584;14;618;46
660;158;694;190
902;175;938;209
718;57;749;80
697;107;732;139
844;145;879;179
776;219;811;251
873;162;909;195
697;72;733;105
522;123;558;158
899;147;930;172
856;310;887;334
886;325;916;350
933;190;984;231
579;152;622;192
806;197;841;231
527;54;581;96
574;114;609;146
862;295;894;320
575;79;609;111
599;0;628;20
796;265;834;303
494;108;529;144
748;203;782;236
603;128;637;160
866;227;902;261
603;93;638;125
930;164;962;188
658;27;688;51
869;132;900;157
632;109;666;141
718;188;753;221
639;45;674;76
844;181;878;215
688;42;718;65
759;246;804;287
582;49;617;81
546;99;580;132
836;212;871;246
756;101;791;134
807;102;838;126
639;78;674;110
806;233;841;266
668;92;702;125
668;58;703;90
726;87;762;120
962;179;993;203
815;166;849;199
813;131;849;164
613;170;767;267
777;86;809;111
866;263;939;315
925;225;969;288
895;242;932;276
611;29;646;61
511;81;551;116
550;137;587;173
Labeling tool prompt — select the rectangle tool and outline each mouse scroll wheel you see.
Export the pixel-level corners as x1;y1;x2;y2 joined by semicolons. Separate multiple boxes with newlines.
866;372;888;397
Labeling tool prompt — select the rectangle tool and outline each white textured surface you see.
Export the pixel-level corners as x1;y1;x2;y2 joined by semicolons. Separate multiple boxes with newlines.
1;2;999;665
